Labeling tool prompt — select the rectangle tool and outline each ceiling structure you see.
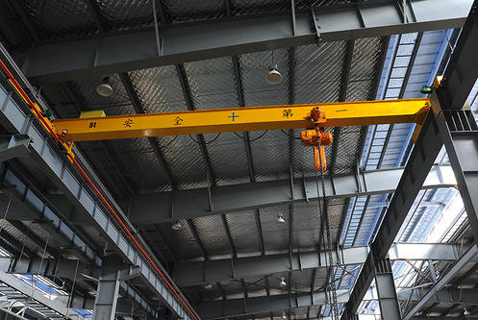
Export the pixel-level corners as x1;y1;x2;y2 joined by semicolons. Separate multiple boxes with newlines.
0;1;477;320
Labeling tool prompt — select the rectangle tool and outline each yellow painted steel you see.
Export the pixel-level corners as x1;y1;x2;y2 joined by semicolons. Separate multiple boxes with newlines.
52;99;430;142
79;110;106;119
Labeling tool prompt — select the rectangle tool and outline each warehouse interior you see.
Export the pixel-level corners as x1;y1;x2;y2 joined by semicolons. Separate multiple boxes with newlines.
0;0;478;319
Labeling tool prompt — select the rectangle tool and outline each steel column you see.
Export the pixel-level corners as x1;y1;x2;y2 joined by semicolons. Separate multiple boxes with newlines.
343;1;478;315
370;112;444;258
174;243;472;287
343;108;443;320
403;245;478;319
93;258;121;320
431;90;478;248
0;168;159;318
196;285;478;319
438;0;478;109
399;77;478;318
373;257;401;320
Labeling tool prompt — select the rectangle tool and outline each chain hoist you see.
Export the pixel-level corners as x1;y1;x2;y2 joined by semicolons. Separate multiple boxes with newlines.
315;126;339;319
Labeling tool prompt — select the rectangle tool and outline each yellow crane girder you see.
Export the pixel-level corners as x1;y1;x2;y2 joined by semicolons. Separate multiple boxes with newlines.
52;98;430;142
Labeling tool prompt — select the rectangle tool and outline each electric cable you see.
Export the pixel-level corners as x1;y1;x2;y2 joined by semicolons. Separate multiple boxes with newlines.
233;131;268;142
161;135;178;148
188;133;221;144
280;129;301;140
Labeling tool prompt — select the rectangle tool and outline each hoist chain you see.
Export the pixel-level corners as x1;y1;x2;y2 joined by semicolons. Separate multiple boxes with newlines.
316;131;339;320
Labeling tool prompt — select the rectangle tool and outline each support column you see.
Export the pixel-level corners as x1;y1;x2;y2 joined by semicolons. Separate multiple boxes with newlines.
432;89;478;244
342;310;359;320
373;256;401;320
430;0;478;242
397;81;478;319
344;249;400;320
93;258;121;320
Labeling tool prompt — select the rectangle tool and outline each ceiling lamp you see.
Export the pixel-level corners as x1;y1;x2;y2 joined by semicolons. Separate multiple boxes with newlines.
277;214;286;224
265;64;283;85
279;277;287;287
171;221;183;231
96;77;113;97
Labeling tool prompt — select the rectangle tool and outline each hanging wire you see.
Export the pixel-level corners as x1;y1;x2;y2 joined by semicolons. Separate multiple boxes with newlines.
160;135;179;148
280;129;301;140
18;222;32;261
0;198;11;233
152;0;161;56
232;131;268;142
65;259;81;318
188;133;221;145
23;232;51;306
32;234;50;297
36;234;50;273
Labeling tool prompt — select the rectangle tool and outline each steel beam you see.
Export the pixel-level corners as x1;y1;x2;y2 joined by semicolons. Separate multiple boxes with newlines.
126;164;455;225
175;243;472;287
412;318;478;320
0;135;30;161
370;114;444;258
0;271;84;319
327;317;478;320
373;257;401;320
0;269;152;319
403;245;478;319
11;260;157;317
0;165;101;265
342;104;444;320
0;255;96;280
21;0;473;83
431;91;478;255
342;2;478;317
175;63;216;184
52;99;431;142
196;289;351;319
196;285;478;320
400;286;478;307
118;72;177;189
343;251;401;319
0;53;195;320
400;60;478;319
0;167;159;318
439;0;478;109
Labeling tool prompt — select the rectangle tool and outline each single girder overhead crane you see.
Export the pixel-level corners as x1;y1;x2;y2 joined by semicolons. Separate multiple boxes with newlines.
51;99;431;171
0;51;434;320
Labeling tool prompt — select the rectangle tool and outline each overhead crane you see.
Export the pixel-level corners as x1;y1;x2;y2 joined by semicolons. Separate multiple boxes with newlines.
51;99;431;171
0;54;438;320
